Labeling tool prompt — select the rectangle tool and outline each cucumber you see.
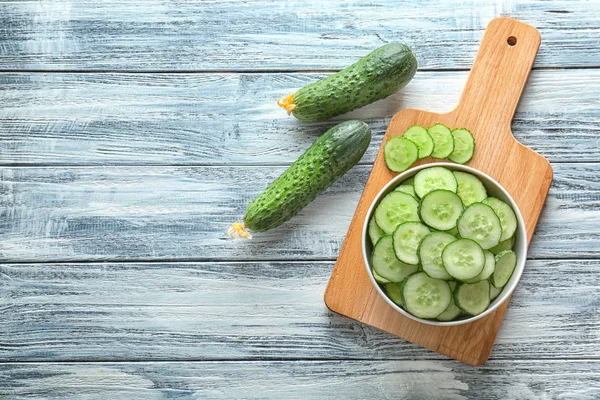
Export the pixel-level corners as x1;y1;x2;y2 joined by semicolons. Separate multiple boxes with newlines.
419;190;464;231
448;281;458;291
243;121;371;232
394;184;417;199
384;137;419;173
492;250;517;288
483;197;518;242
402;176;415;186
436;296;462;321
401;272;452;319
448;128;475;164
372;235;419;282
454;280;490;315
445;226;460;237
374;191;420;234
457;202;502;249
414;166;458;198
392;222;431;265
419;232;456;280
368;216;385;245
384;282;404;307
403;126;434;159
373;269;391;284
464;250;495;283
442;238;485;281
278;43;417;122
490;236;516;255
490;285;502;301
428;124;454;159
453;171;487;206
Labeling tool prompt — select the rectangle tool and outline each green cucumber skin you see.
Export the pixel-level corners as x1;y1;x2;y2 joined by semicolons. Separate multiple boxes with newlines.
291;43;418;122
244;120;371;232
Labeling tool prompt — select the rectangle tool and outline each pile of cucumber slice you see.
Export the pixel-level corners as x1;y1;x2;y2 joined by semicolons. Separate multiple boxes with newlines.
384;124;475;172
368;166;518;321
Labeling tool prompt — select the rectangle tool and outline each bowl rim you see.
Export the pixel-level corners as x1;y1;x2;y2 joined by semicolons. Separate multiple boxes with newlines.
362;162;528;326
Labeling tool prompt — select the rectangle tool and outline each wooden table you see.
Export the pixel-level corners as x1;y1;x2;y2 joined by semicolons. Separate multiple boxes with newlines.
0;1;598;398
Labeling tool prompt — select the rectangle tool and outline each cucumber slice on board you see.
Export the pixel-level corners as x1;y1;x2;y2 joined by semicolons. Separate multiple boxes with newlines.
492;250;517;288
384;282;404;307
454;280;490;315
457;202;502;249
401;272;452;319
483;197;518;242
419;190;464;231
374;192;420;234
372;268;391;284
403;126;434;159
428;124;454;159
419;232;456;280
448;128;475;164
372;236;419;282
436;296;462;321
490;236;516;255
464;250;495;283
384;137;419;172
442;238;485;281
368;216;385;245
454;171;488;206
490;285;502;301
414;166;458;199
392;222;431;265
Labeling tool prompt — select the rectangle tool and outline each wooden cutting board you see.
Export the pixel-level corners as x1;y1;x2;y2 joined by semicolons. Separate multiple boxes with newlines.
324;17;553;366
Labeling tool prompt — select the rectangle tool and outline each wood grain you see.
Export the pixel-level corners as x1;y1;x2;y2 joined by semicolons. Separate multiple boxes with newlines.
0;69;599;166
0;0;599;70
0;163;597;262
1;360;599;399
0;260;598;362
326;18;551;365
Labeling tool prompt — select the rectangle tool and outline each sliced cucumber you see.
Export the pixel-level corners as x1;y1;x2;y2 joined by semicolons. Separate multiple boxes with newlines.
402;176;415;186
492;250;517;288
372;235;419;282
419;232;456;280
384;137;419;172
483;197;518;242
414;166;457;198
374;192;420;234
448;128;475;164
445;226;460;237
384;282;404;307
490;285;502;301
454;280;490;315
394;184;417;199
464;250;495;283
448;281;458;291
403;126;434;159
490;236;516;255
428;124;454;159
392;222;431;265
457;202;502;249
442;238;485;281
372;268;391;284
401;272;452;319
453;171;487;206
419;190;463;231
436;296;462;321
368;216;385;245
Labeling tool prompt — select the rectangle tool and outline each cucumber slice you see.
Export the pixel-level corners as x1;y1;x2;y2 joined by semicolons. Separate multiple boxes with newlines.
372;268;391;284
483;197;518;242
490;236;516;255
419;190;464;231
454;280;490;315
368;216;385;245
445;226;460;237
374;192;420;234
401;272;452;319
403;126;434;159
442;238;485;281
448;281;457;291
372;236;419;282
453;171;487;206
419;232;456;280
490;285;502;301
436;296;462;321
394;184;417;199
457;202;502;249
464;250;495;283
392;222;431;265
448;128;475;164
384;282;404;307
428;124;454;159
492;250;517;288
414;166;458;198
384;137;419;172
402;176;415;186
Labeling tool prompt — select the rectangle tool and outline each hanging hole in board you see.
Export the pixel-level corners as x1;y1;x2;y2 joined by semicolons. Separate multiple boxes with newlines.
507;36;517;46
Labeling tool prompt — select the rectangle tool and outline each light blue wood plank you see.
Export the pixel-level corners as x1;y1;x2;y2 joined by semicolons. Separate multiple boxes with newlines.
0;70;598;165
0;0;598;70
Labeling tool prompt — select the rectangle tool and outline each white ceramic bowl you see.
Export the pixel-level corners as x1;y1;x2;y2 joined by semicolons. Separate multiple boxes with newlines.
362;162;527;326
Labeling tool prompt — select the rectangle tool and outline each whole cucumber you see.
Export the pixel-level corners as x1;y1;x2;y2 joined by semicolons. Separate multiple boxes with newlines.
278;43;417;122
243;120;371;232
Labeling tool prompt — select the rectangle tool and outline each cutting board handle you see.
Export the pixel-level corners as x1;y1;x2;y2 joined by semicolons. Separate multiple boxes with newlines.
454;17;541;132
